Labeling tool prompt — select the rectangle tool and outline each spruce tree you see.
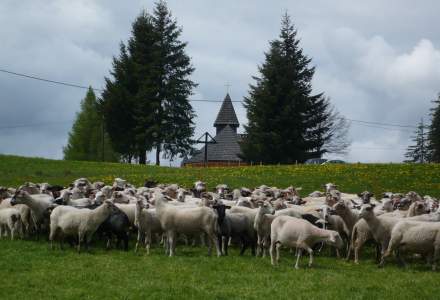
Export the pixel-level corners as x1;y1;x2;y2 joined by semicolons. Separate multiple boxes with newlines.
428;94;440;162
149;1;196;165
64;88;119;162
100;2;196;165
241;14;348;164
100;43;140;162
405;119;429;163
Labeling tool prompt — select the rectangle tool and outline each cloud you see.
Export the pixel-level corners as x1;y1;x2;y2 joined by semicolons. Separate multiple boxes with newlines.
0;0;439;165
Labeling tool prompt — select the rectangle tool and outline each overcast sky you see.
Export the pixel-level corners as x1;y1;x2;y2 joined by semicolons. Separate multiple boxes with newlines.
1;0;439;164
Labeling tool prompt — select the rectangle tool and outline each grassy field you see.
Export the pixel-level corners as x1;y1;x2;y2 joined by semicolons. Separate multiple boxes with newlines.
1;155;440;299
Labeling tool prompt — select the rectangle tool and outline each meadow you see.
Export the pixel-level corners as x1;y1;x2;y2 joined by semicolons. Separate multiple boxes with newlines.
1;154;440;299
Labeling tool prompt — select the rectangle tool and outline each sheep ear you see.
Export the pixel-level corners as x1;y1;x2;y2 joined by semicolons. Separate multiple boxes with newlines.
296;187;302;191
225;205;231;209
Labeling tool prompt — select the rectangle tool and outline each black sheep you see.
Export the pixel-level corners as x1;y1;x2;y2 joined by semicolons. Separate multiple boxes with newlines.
97;207;130;251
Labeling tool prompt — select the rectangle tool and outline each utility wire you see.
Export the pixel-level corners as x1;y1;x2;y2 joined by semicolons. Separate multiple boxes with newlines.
0;68;104;92
0;67;420;128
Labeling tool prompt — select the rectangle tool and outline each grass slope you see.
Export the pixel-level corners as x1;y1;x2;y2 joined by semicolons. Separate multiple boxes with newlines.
0;154;439;197
1;155;440;299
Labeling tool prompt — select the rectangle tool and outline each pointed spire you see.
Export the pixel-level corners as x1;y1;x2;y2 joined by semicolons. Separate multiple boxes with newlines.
214;93;239;129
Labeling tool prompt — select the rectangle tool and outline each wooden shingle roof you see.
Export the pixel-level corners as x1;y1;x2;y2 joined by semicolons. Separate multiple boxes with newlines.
185;125;242;163
214;94;239;128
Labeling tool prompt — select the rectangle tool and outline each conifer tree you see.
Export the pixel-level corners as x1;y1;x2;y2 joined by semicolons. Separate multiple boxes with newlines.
405;118;429;163
64;88;119;162
241;14;349;163
428;94;440;162
149;1;196;165
100;2;196;165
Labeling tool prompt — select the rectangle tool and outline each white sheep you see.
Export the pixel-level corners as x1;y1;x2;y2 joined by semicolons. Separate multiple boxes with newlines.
49;200;116;252
0;208;22;240
134;199;162;253
358;204;400;266
270;215;343;268
384;220;440;270
155;195;221;257
11;190;54;235
0;198;33;236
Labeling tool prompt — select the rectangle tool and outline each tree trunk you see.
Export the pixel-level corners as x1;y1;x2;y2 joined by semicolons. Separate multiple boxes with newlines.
155;144;161;166
139;150;146;165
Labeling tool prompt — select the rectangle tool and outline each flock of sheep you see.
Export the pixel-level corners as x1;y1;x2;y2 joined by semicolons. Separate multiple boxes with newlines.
0;178;439;270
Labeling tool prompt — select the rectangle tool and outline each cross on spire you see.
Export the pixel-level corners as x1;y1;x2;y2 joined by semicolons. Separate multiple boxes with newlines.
225;82;231;94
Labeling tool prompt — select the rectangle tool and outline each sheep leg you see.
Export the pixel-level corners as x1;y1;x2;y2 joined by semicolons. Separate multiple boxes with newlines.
10;225;15;241
167;231;175;257
335;248;341;259
395;249;406;268
270;241;276;265
345;243;352;261
256;236;262;257
77;232;84;253
145;231;151;255
262;237;269;258
432;246;439;271
275;243;282;265
223;236;229;256
295;248;303;269
307;247;314;268
218;235;224;256
135;230;143;253
240;238;248;256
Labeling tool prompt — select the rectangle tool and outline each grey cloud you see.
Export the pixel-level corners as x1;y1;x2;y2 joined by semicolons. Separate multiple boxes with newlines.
1;0;439;164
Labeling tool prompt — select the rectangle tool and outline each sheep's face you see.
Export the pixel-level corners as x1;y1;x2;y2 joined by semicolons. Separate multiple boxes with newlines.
413;201;429;215
212;204;231;223
406;191;421;203
10;190;29;205
358;191;374;204
333;201;347;214
359;204;375;219
259;201;274;215
323;183;337;193
382;199;394;212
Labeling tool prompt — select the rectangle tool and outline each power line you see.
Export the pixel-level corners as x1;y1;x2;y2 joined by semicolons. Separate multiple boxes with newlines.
347;118;416;128
350;122;413;133
0;120;74;130
0;68;104;92
0;67;420;127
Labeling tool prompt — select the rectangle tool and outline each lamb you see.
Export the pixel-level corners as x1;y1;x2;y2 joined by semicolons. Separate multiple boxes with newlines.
212;203;254;256
49;200;117;252
333;200;360;235
0;208;22;240
154;195;221;257
254;202;276;257
11;190;55;235
270;215;343;268
0;198;33;237
134;199;162;253
383;220;440;270
97;206;131;251
358;204;400;266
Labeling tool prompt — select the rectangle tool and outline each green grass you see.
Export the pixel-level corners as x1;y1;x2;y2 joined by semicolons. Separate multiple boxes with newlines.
1;155;440;299
1;154;440;197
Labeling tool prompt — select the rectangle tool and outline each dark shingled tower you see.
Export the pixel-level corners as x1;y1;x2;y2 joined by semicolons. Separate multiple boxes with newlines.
183;94;244;166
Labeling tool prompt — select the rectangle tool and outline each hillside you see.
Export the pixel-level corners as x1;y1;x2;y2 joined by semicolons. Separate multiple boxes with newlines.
0;155;439;197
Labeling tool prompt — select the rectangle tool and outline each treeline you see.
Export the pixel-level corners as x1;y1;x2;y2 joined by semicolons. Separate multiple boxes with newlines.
405;94;440;163
64;1;349;165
